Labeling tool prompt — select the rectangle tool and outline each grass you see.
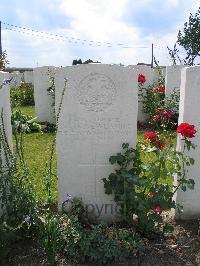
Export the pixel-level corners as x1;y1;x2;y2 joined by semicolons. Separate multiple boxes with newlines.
15;105;36;117
13;105;177;203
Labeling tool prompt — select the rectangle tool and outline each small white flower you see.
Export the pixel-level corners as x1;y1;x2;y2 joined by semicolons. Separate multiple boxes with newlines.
132;214;138;221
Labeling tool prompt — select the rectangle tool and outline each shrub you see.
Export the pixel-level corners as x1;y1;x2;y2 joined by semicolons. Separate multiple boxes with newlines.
59;213;144;265
138;66;179;130
11;109;41;133
11;81;35;107
103;123;196;235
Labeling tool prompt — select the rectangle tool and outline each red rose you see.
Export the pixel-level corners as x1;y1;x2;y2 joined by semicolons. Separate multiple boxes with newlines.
144;132;164;150
151;114;160;122
144;132;158;142
153;86;165;94
138;74;146;84
160;110;173;118
157;86;165;94
177;123;197;138
152;206;161;212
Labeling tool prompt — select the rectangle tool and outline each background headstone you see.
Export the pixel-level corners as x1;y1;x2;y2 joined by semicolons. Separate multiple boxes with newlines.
24;71;34;84
33;66;56;124
55;64;138;221
165;65;185;98
0;71;13;157
175;66;200;219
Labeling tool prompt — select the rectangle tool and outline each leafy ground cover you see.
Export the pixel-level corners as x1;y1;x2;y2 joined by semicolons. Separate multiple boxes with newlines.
7;220;200;265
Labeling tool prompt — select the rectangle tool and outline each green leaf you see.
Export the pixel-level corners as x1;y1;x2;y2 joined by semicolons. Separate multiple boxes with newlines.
189;158;195;165
109;156;117;164
163;225;174;233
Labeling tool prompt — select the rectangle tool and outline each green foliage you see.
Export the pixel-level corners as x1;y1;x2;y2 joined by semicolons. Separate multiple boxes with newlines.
103;139;195;235
11;109;41;133
168;6;200;65
0;50;9;70
72;59;82;65
35;211;61;266
0;223;16;264
59;214;144;265
177;6;200;65
0;111;37;262
139;68;179;130
11;81;35;107
72;58;101;65
46;68;56;109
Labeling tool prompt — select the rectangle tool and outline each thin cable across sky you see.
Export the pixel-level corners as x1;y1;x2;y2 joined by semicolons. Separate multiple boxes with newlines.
2;21;151;49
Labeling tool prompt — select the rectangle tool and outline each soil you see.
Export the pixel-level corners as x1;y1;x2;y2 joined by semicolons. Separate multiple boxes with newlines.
6;220;200;266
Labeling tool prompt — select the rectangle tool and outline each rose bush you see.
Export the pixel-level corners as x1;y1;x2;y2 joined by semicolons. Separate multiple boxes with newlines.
103;123;196;235
138;70;179;130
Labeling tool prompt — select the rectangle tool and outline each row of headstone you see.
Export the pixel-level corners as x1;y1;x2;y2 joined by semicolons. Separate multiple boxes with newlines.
54;64;200;220
9;64;187;124
1;63;200;221
8;71;34;87
33;64;160;124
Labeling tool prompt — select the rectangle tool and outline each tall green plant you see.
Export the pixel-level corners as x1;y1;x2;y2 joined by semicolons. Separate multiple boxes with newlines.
36;78;68;265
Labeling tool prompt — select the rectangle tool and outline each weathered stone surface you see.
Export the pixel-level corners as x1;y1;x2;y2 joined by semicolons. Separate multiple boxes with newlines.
33;66;56;123
24;71;34;84
175;66;200;219
55;64;138;221
165;65;185;97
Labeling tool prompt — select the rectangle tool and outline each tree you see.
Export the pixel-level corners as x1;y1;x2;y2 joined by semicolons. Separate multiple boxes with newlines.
72;59;101;65
72;59;83;65
168;7;200;65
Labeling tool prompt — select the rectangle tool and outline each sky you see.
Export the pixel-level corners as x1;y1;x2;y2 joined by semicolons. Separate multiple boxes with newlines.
0;0;199;67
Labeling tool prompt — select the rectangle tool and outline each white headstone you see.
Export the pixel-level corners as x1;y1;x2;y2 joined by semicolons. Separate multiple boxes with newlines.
175;66;200;219
165;65;185;97
24;71;33;84
33;66;56;124
55;64;138;221
0;71;13;157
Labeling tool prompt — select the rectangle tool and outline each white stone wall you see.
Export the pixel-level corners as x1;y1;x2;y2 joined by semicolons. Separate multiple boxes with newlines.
24;71;33;84
175;66;200;219
33;66;56;124
55;64;138;221
129;65;160;122
165;65;185;97
0;71;13;155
